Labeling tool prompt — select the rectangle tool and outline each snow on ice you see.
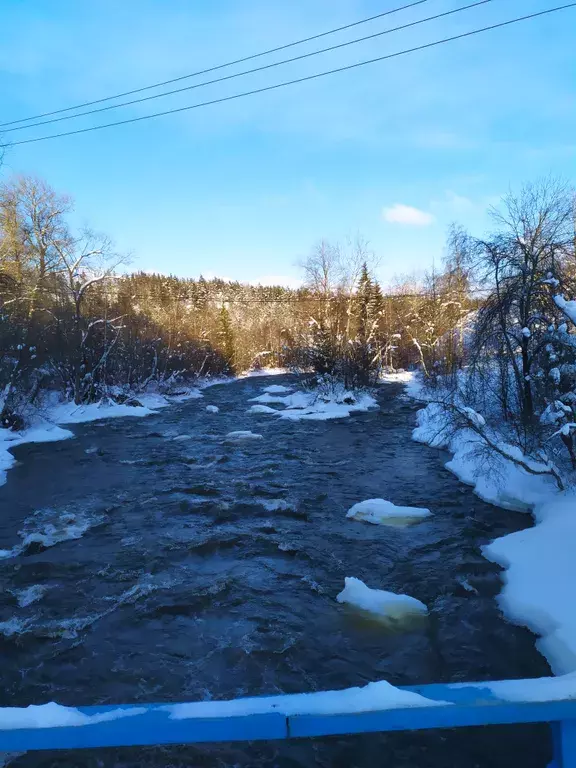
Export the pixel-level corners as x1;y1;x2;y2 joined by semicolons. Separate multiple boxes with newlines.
248;389;378;421
346;498;432;526
336;577;428;620
205;405;219;413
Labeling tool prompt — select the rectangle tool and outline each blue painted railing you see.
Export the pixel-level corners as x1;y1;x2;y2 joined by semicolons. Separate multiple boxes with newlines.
1;681;575;766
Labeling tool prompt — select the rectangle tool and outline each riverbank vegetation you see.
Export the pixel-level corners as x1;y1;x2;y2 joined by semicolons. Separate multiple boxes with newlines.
1;172;575;488
0;173;473;428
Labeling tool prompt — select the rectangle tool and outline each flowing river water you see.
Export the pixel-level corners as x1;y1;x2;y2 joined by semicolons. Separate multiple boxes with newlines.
0;376;552;767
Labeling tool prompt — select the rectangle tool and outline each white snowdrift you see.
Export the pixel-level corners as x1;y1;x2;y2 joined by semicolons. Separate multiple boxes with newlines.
411;396;576;675
448;672;576;703
336;577;428;620
412;402;556;512
484;497;576;674
50;393;173;425
346;498;431;526
165;679;446;719
0;702;146;730
0;680;447;731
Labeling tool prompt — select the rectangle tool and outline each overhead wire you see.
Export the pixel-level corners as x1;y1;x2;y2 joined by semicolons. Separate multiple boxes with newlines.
0;0;433;128
3;3;574;148
1;0;493;133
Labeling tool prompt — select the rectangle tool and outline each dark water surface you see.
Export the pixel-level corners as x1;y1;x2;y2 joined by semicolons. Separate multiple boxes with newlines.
0;376;551;767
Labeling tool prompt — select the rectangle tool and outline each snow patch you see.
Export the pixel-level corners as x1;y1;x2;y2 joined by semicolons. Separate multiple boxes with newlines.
164;680;447;720
346;498;431;526
381;370;425;400
205;405;219;414
413;398;576;674
249;389;378;421
336;577;428;620
554;294;576;325
239;368;289;378
0;703;147;730
262;384;292;394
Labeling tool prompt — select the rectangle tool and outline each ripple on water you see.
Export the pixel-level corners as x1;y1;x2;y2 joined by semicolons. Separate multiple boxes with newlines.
0;377;553;768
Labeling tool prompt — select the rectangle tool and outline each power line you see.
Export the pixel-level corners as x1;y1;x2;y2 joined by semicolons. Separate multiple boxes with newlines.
8;284;488;302
2;0;493;134
0;0;432;128
4;3;574;148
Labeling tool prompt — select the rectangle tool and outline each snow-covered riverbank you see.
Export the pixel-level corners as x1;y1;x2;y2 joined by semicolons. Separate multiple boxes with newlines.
0;376;238;488
406;373;576;676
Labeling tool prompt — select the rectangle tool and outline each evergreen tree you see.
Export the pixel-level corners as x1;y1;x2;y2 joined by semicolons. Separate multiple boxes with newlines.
356;262;372;346
218;304;235;372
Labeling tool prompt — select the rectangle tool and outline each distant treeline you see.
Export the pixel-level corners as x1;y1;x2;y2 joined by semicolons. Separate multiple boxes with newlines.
0;172;481;427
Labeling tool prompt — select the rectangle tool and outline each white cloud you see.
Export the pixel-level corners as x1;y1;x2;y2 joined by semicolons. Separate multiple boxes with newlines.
382;204;435;227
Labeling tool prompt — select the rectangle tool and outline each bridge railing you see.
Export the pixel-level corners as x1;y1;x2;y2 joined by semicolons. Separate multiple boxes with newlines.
1;680;575;766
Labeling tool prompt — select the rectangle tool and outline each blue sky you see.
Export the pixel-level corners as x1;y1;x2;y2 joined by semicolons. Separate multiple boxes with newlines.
1;0;574;286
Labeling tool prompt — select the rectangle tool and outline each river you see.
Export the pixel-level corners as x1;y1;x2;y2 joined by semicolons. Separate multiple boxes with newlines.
0;376;552;767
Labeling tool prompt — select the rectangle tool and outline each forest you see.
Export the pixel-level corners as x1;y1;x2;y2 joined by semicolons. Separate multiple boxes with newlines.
1;173;575;483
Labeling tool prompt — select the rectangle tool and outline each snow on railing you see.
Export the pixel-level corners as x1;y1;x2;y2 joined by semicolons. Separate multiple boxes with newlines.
1;678;576;764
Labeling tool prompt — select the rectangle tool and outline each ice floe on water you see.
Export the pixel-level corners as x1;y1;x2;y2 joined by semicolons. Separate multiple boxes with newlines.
248;388;378;422
225;431;263;442
262;384;292;394
346;498;432;526
247;404;278;414
337;577;428;622
205;405;219;413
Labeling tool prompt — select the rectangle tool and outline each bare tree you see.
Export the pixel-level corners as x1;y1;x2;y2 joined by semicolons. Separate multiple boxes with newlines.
471;177;574;429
